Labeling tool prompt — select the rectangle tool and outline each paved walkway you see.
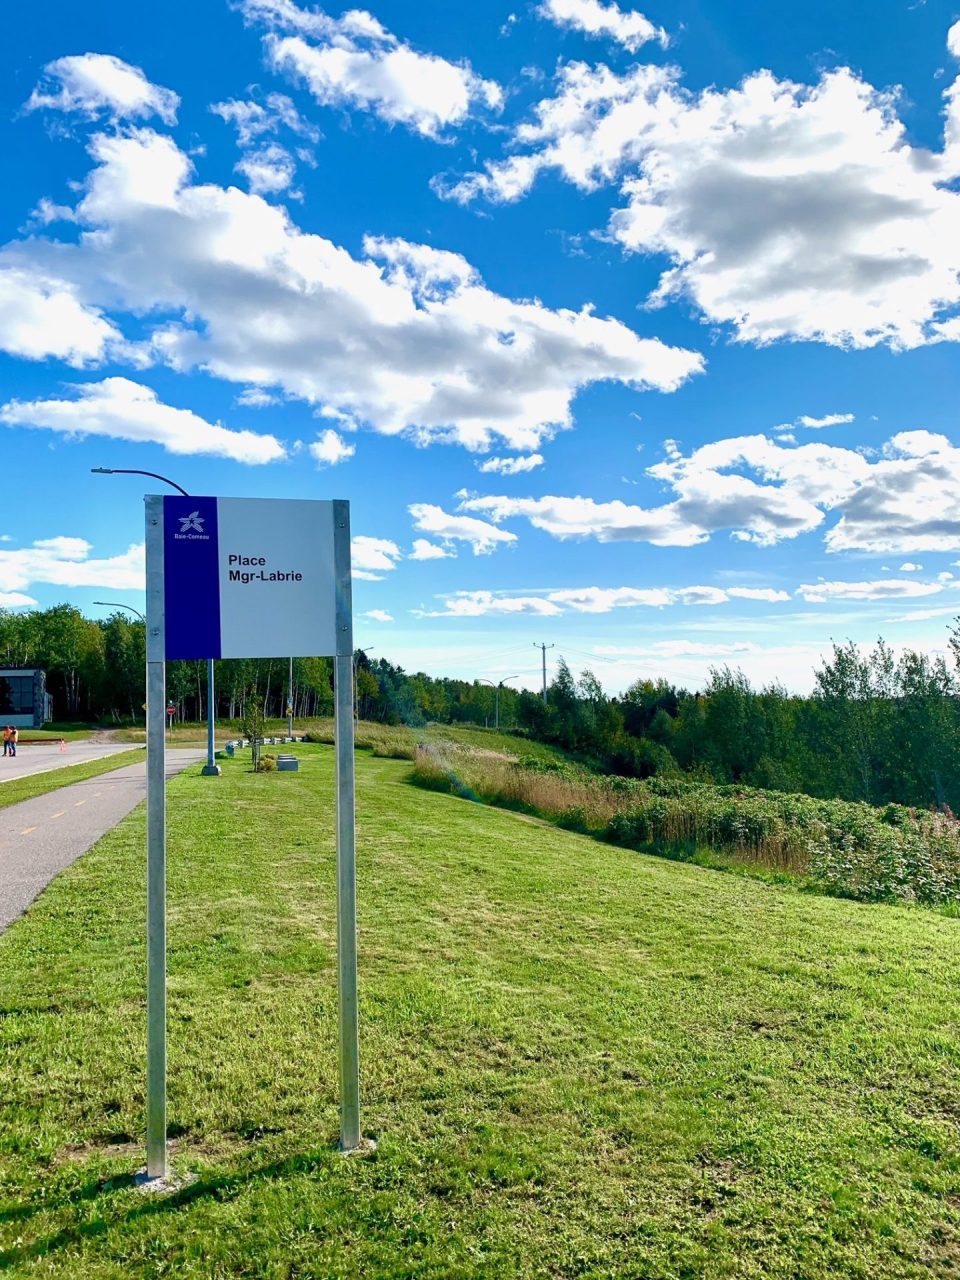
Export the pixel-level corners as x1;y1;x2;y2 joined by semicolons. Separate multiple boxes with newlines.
0;749;205;932
0;741;138;783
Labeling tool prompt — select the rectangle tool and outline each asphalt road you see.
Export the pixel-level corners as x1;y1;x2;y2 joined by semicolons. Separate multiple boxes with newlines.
0;749;204;933
0;741;139;783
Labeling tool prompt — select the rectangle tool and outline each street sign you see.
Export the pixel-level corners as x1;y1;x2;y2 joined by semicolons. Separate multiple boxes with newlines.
143;495;360;1185
161;497;339;660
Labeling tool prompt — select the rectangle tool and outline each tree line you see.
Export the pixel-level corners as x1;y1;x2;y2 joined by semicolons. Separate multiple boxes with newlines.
3;604;960;810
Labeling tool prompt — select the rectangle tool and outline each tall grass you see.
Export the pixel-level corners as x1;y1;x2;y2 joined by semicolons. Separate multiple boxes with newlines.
412;745;960;908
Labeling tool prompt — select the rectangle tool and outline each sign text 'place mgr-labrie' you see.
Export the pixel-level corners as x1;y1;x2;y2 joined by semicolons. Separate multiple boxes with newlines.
162;495;341;660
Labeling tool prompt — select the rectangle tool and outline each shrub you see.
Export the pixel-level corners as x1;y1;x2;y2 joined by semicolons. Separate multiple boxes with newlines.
411;740;960;910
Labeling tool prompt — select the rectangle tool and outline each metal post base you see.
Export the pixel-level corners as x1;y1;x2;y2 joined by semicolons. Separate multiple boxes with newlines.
135;1167;196;1195
200;764;222;776
339;1136;377;1158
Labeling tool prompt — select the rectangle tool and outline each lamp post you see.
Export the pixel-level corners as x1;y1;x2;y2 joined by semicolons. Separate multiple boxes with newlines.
479;675;520;731
287;655;294;739
94;601;146;725
92;467;220;776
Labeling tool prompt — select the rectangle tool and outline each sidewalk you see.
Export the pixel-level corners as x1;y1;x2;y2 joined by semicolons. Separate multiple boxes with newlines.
0;750;204;932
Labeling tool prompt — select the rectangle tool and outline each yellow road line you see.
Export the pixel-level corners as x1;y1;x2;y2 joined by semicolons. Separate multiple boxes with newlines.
74;799;86;807
51;811;66;819
21;826;36;836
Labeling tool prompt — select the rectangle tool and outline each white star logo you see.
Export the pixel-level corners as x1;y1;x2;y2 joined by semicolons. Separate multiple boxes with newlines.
179;511;204;534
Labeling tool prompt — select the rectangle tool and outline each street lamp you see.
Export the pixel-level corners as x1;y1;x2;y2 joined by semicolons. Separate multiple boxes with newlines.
91;467;189;497
92;467;220;776
93;601;145;623
479;675;520;731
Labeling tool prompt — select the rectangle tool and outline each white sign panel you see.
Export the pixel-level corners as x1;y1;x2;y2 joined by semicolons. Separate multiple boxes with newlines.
162;496;341;659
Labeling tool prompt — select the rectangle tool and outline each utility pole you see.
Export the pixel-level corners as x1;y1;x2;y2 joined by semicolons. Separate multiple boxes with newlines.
534;643;554;705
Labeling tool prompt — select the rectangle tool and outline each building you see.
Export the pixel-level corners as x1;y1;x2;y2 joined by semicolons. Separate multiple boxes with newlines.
0;669;52;729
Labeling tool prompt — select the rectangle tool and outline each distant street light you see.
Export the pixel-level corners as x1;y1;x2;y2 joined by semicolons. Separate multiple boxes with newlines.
479;675;520;731
93;467;220;775
94;602;147;726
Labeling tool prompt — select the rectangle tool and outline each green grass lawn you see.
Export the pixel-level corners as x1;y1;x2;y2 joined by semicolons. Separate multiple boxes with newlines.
24;727;96;742
2;745;960;1277
0;749;145;811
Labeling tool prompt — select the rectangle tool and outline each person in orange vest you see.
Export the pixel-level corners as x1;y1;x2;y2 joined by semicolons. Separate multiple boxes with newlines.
2;726;9;757
8;726;17;757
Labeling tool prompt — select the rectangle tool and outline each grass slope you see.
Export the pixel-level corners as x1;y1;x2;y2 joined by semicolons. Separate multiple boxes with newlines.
1;745;960;1277
0;749;145;811
114;717;568;765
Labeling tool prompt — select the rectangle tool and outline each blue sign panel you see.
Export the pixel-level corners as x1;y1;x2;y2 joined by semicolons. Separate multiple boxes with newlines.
163;496;222;660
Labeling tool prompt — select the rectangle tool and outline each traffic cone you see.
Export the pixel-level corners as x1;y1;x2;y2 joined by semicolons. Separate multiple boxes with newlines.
59;739;66;753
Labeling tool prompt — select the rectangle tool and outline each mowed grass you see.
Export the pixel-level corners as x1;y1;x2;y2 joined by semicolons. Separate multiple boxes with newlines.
0;749;145;811
1;747;960;1277
17;728;95;743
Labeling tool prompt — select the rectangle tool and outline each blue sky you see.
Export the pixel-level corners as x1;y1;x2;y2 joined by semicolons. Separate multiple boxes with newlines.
2;0;960;693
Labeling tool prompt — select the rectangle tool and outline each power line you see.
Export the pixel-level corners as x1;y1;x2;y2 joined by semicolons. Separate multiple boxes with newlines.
559;645;621;666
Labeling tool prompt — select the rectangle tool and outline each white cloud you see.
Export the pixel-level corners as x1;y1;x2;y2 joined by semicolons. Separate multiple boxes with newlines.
352;535;401;581
409;503;517;555
899;561;923;572
548;585;673;611
363;609;393;622
727;587;790;603
0;592;38;608
1;127;702;452
211;91;320;146
423;582;791;618
477;453;544;475
798;413;855;429
235;142;298;193
825;431;960;552
241;0;502;138
236;387;281;407
446;27;960;350
464;429;960;554
0;267;123;366
796;579;943;602
538;0;667;51
886;605;960;624
212;91;318;194
309;427;355;467
417;590;562;618
409;538;455;560
0;377;286;464
0;537;145;593
26;53;179;124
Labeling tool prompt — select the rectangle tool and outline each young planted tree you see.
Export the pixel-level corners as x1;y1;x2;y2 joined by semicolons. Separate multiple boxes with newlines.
240;695;266;772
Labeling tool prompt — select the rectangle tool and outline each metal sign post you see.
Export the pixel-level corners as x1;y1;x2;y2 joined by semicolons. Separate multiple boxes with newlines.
333;500;360;1150
142;494;360;1186
144;496;168;1180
